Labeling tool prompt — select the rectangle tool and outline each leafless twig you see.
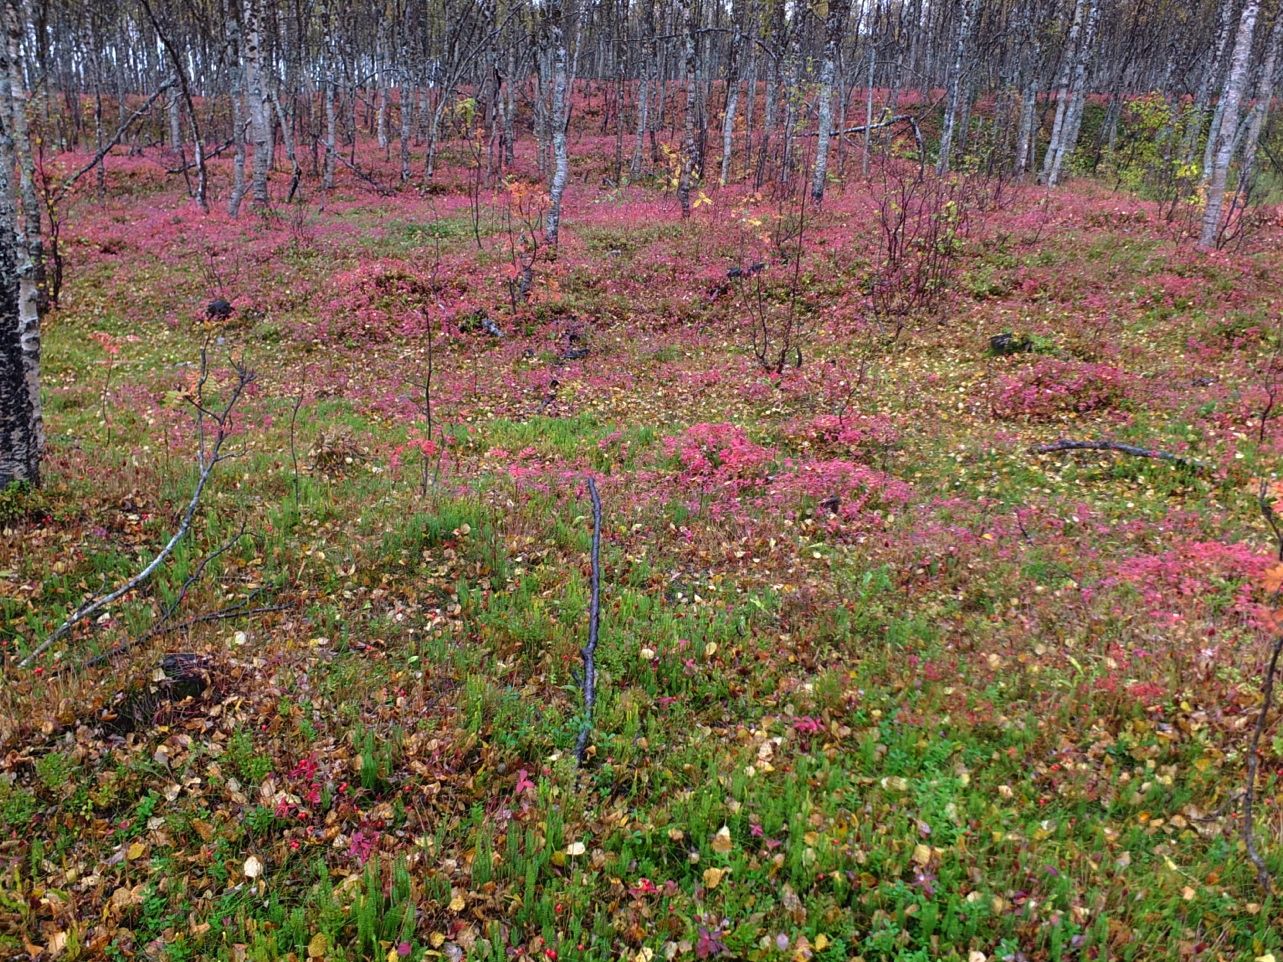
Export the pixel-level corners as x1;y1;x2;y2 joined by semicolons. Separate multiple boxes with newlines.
1030;439;1206;474
1243;634;1282;893
81;602;289;670
19;343;255;668
574;477;603;768
51;81;175;205
1244;478;1283;892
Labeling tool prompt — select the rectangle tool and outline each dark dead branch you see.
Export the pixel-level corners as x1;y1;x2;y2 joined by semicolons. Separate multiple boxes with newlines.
1243;633;1283;893
161;137;236;175
1244;477;1283;892
1029;439;1206;473
335;151;395;196
20;343;255;669
81;603;290;670
53;81;175;204
574;477;603;768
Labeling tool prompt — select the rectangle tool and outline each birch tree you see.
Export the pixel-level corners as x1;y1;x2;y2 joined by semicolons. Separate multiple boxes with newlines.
1200;0;1259;249
0;0;41;488
245;0;272;207
1038;0;1099;186
544;0;570;246
810;0;851;201
937;0;976;175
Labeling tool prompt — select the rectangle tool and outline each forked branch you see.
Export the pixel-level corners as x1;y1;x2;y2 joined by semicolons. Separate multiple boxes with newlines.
19;343;255;668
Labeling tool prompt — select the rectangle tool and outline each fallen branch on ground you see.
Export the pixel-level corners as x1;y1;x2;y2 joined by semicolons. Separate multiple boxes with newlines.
19;343;255;669
1244;477;1283;892
81;603;290;670
1243;633;1283;893
1029;439;1206;473
335;153;395;196
574;477;603;768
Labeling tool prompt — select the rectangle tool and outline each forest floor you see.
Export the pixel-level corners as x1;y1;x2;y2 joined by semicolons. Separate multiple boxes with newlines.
2;138;1283;961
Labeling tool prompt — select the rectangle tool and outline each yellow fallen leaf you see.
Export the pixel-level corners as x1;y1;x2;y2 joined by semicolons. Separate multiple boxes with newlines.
711;826;733;854
1255;955;1276;962
308;933;329;958
430;933;447;948
702;867;725;889
912;843;932;866
126;842;146;861
814;934;829;951
449;891;466;912
704;642;718;658
565;841;587;856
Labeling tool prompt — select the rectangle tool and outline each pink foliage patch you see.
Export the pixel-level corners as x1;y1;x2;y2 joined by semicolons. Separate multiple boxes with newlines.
791;413;900;456
1110;540;1272;630
315;260;447;341
664;422;775;484
767;458;912;524
990;358;1129;420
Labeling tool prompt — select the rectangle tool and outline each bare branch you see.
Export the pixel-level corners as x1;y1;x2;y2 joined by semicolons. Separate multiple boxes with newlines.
19;347;256;668
1029;439;1207;473
1243;633;1283;892
574;477;603;768
52;81;175;205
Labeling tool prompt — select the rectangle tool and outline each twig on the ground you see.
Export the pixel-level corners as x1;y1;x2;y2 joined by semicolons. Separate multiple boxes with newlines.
574;477;603;768
335;152;395;196
81;603;289;670
289;385;305;512
1243;633;1283;893
156;519;248;627
1029;439;1206;473
1244;479;1283;893
20;343;255;669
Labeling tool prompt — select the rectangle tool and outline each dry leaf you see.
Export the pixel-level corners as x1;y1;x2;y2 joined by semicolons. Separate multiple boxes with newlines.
711;825;733;854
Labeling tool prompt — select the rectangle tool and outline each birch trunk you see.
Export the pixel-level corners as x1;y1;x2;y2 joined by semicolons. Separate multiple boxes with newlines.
1185;0;1236;167
630;0;656;179
544;0;570;246
677;0;697;216
323;74;336;190
1240;4;1283;185
937;0;976;175
245;0;271;206
227;0;247;216
811;0;850;201
718;1;746;186
1044;0;1099;186
0;0;41;487
400;79;412;182
1200;0;1260;249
